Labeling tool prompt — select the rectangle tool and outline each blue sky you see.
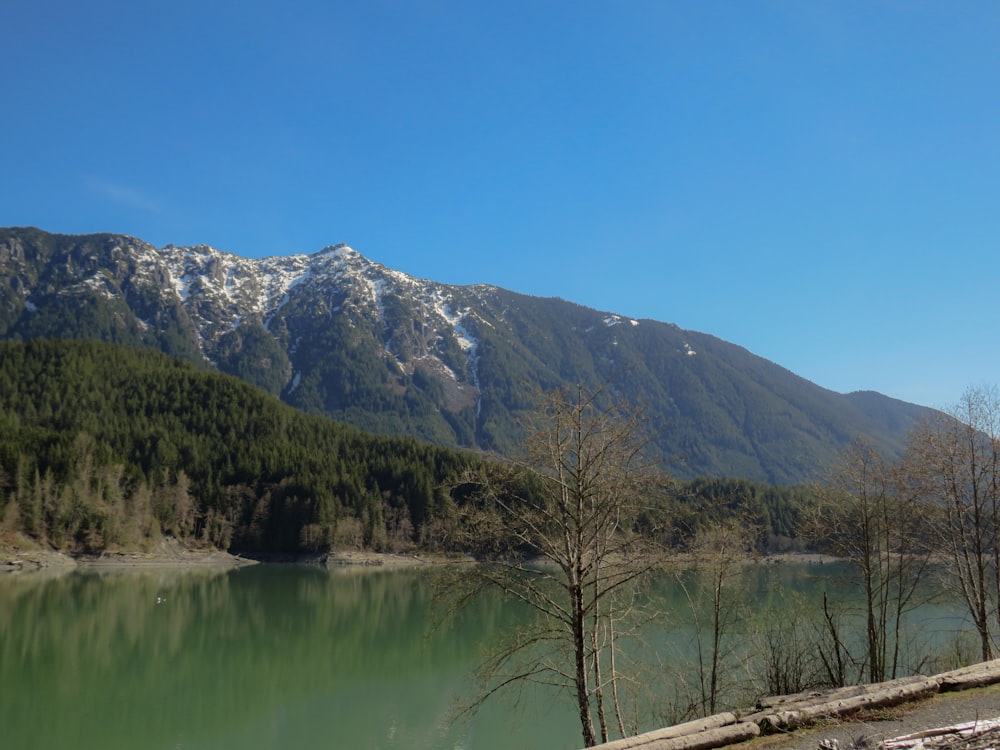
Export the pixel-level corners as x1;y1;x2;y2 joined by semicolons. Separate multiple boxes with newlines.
3;1;999;409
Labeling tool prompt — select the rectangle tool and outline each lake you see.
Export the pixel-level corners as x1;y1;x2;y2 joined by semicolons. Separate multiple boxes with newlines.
0;561;976;750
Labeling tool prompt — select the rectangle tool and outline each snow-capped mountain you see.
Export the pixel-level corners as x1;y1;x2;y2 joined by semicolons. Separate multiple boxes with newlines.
0;227;935;483
156;239;494;422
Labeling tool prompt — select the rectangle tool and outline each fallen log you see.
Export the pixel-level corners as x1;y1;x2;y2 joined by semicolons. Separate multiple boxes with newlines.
754;677;941;734
752;675;941;715
598;711;737;750
587;661;1000;750
591;713;739;750
755;691;826;710
937;659;1000;692
591;721;760;750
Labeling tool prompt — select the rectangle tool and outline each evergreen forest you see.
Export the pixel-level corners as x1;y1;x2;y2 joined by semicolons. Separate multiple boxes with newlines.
0;340;475;554
0;339;810;557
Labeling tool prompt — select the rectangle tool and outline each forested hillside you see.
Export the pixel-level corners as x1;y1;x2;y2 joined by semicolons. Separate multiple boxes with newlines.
0;340;474;554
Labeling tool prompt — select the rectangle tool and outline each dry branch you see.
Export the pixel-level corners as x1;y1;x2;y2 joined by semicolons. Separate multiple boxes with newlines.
881;717;1000;750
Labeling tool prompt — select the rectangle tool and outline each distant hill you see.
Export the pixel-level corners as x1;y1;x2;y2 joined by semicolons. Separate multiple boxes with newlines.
0;226;940;483
0;339;471;553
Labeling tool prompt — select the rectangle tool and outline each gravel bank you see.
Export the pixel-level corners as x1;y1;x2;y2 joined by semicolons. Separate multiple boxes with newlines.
758;685;1000;750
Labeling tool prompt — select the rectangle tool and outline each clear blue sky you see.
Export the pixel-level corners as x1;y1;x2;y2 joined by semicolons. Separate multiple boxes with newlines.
3;1;998;410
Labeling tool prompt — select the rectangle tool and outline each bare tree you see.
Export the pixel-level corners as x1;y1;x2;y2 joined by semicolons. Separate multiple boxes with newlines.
908;386;1000;661
684;517;757;714
748;588;830;695
447;384;665;747
804;437;932;682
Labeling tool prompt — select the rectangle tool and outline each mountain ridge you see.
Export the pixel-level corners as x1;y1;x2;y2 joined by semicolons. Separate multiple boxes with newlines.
0;226;938;483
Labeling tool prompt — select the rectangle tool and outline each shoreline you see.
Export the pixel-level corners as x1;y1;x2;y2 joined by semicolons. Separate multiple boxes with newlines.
0;547;253;574
1;542;835;576
0;539;474;575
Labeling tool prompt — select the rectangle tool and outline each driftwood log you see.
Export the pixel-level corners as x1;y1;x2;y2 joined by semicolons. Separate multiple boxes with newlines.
586;659;1000;750
881;718;1000;750
937;660;1000;692
592;714;757;750
745;675;942;733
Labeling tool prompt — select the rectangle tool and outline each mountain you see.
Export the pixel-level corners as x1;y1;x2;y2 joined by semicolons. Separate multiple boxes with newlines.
0;226;936;484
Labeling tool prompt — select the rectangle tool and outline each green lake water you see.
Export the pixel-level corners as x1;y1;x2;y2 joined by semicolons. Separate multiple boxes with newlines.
0;562;975;750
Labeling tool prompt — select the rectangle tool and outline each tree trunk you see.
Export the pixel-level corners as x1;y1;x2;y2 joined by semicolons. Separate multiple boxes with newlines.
573;580;597;747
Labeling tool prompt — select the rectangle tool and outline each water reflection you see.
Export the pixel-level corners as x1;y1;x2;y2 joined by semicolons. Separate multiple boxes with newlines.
0;562;975;750
0;565;580;750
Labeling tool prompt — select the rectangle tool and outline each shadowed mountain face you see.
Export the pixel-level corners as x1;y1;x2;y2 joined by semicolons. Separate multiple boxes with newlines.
0;226;936;483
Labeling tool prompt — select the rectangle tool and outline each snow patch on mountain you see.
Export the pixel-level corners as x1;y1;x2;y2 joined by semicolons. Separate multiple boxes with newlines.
79;274;117;300
369;278;390;324
160;243;315;319
423;291;481;394
455;321;482;415
84;239;488;408
603;314;639;328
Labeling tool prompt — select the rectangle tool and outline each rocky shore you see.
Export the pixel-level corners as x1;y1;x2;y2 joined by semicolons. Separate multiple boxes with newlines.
0;536;252;574
0;537;473;575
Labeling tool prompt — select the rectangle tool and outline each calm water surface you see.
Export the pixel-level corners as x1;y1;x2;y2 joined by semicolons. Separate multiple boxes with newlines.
0;562;974;750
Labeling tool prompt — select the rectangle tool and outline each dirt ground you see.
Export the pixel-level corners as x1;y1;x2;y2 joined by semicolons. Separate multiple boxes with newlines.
756;684;1000;750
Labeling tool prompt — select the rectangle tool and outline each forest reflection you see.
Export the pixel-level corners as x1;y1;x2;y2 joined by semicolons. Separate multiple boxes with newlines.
0;563;974;750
